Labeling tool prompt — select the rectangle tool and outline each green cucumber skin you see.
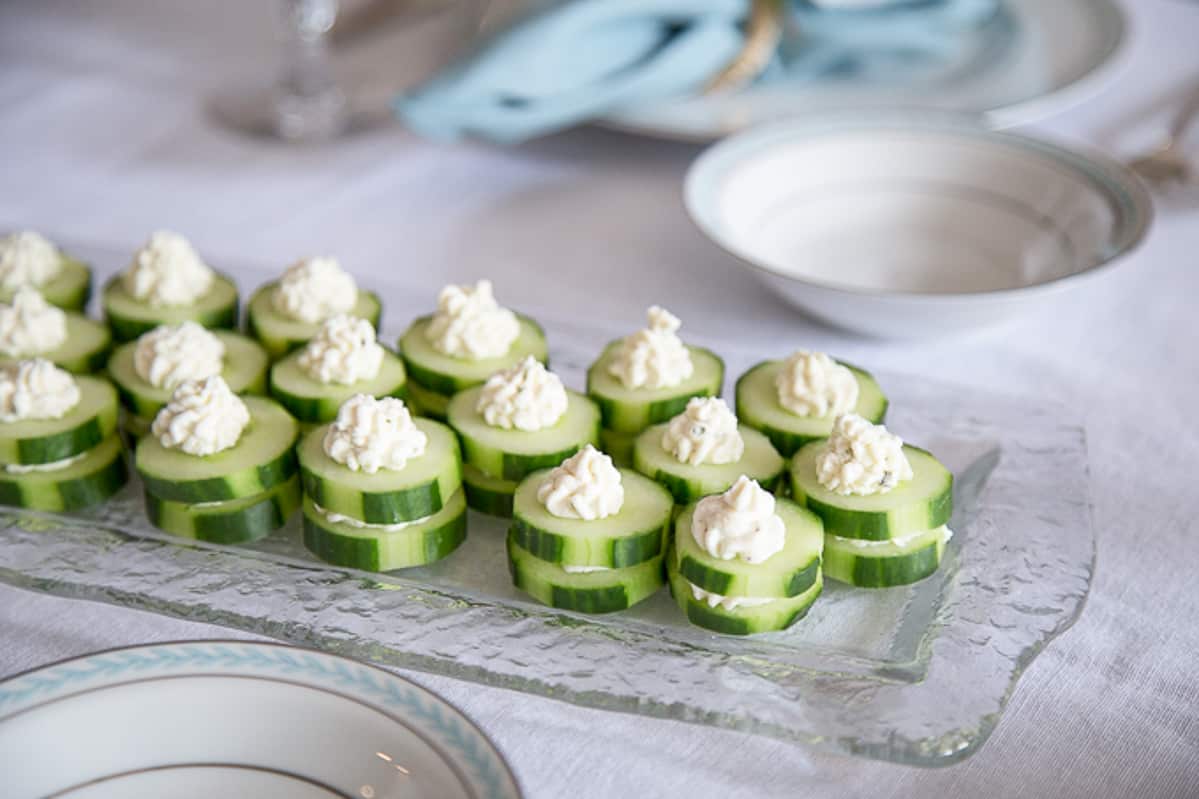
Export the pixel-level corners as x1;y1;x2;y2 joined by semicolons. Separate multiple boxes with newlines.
0;437;128;511
56;342;112;376
301;497;467;571
103;275;240;343
245;285;383;360
509;516;666;570
822;536;945;588
676;554;819;599
144;477;300;544
399;315;549;396
667;568;823;636
140;449;297;504
302;468;444;523
585;343;725;434
0;377;119;465
507;533;665;614
406;381;449;422
599;428;635;467
649;468;784;506
462;464;515;517
269;357;407;424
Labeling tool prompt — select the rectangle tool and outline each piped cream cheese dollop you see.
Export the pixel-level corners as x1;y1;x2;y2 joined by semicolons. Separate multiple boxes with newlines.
425;280;519;360
476;356;567;432
691;476;785;564
537;445;623;521
134;321;225;390
123;231;215;307
661;396;743;466
152;375;250;456
775;350;858;418
607;306;693;390
298;315;384;385
0;232;61;291
322;394;427;474
0;359;80;422
815;413;913;496
688;582;775;611
272;256;358;324
0;287;68;357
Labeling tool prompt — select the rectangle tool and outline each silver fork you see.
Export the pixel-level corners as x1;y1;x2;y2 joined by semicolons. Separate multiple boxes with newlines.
1128;83;1199;187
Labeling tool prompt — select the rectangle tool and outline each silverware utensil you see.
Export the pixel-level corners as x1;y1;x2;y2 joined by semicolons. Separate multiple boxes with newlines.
1128;83;1199;187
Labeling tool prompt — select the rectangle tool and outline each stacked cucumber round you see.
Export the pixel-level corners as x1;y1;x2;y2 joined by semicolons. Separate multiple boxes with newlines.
632;422;785;505
102;274;240;343
247;282;383;360
108;329;270;437
789;442;954;588
298;417;467;570
398;315;549;422
666;498;825;635
0;310;112;376
507;467;673;613
448;386;600;517
587;341;724;465
268;343;407;425
0;375;127;511
135;396;300;542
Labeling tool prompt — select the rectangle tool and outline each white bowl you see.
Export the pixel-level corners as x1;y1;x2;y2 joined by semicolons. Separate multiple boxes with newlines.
684;116;1152;338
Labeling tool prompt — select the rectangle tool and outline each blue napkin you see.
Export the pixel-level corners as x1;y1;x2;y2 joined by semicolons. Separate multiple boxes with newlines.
395;0;999;143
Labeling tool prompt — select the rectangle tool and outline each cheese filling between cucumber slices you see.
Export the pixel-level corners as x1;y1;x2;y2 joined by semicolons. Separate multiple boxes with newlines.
314;501;433;532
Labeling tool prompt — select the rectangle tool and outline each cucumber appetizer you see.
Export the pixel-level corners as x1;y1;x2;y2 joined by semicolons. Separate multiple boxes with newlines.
0;360;126;510
508;446;673;612
633;396;784;505
447;357;599;516
247;257;382;359
586;306;723;436
666;476;824;635
736;351;887;457
269;315;406;423
299;393;465;570
108;322;268;422
397;281;548;419
788;413;953;587
103;231;239;342
0;287;110;375
0;231;92;311
145;475;302;544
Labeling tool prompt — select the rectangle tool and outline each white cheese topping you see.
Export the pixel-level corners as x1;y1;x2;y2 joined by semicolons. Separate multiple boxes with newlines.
661;396;743;466
315;502;432;531
816;413;913;496
425;279;519;360
0;359;80;422
123;231;215;307
322;394;427;474
475;356;567;432
151;375;250;456
562;565;611;574
0;232;62;291
775;350;859;418
537;445;624;521
0;287;68;357
298;314;384;385
836;526;953;549
607;306;694;390
691;475;785;564
4;451;88;475
687;581;775;611
271;256;358;324
134;321;225;390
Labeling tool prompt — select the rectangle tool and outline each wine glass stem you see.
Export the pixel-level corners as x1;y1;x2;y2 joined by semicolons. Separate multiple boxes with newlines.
274;0;347;141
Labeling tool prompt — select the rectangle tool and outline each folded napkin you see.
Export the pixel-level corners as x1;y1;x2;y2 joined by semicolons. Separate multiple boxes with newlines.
395;0;999;143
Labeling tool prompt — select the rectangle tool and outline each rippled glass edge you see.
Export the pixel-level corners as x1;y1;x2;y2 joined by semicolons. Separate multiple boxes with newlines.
0;251;1095;766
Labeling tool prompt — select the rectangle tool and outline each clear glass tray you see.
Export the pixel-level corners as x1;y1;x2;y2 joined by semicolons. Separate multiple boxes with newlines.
0;257;1094;767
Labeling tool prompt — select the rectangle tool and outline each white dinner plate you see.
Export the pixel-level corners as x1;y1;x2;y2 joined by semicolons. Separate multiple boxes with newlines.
603;0;1126;141
0;641;521;799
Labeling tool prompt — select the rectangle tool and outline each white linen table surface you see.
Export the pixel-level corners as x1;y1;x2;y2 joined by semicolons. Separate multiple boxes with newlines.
0;1;1197;797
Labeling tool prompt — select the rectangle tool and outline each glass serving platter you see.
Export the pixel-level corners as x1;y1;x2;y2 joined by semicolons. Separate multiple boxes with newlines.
0;253;1094;767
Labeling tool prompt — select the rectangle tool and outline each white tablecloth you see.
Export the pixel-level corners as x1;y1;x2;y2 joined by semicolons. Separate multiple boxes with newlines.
2;1;1198;796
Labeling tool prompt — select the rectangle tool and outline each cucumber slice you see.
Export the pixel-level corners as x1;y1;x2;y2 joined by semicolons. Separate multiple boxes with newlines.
463;462;516;517
0;434;127;511
823;526;949;588
735;360;887;457
302;489;467;571
107;330;269;420
448;387;600;482
123;412;151;441
511;467;672;568
668;566;822;636
246;283;382;360
0;314;112;375
406;380;449;422
103;274;240;342
0;257;91;312
672;497;822;598
507;531;664;613
269;348;407;423
298;417;462;524
0;376;119;466
397;315;549;396
598;427;635;467
586;342;724;434
790;442;953;541
135;396;298;503
145;475;301;544
633;423;784;505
